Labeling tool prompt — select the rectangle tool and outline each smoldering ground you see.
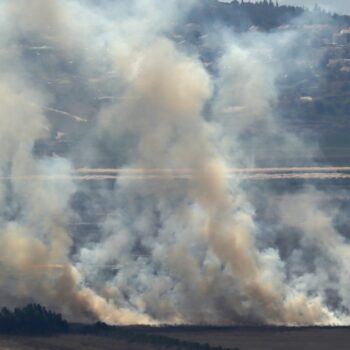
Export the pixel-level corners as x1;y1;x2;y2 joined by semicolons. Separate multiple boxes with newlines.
0;0;348;326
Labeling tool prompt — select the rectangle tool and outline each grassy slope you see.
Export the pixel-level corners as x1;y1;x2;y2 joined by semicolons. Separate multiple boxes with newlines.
3;327;350;350
152;328;350;350
0;334;157;350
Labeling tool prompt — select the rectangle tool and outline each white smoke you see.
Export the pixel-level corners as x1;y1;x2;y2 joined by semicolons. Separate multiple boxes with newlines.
0;0;347;326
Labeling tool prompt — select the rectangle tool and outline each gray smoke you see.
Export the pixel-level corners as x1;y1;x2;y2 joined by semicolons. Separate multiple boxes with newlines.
0;0;347;325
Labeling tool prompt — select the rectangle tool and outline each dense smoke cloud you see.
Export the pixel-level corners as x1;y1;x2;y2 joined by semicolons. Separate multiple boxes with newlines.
0;0;348;326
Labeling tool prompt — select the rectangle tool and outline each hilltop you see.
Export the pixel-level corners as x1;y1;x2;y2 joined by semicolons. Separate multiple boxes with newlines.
188;0;350;31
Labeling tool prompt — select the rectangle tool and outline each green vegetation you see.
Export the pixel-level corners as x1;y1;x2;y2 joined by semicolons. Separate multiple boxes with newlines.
0;304;69;335
190;0;350;31
0;304;241;350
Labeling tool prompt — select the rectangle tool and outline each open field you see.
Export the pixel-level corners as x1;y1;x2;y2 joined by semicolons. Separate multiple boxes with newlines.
2;327;350;350
0;334;157;350
153;327;350;350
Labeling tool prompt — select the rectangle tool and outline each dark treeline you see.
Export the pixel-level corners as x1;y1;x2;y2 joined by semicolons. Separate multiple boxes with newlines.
0;304;238;348
188;0;350;31
1;304;350;349
0;304;69;335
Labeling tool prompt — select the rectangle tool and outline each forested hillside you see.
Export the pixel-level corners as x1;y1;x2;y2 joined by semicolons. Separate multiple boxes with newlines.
188;0;350;31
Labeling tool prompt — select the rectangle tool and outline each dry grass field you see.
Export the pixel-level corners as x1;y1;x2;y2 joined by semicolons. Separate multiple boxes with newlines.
0;334;157;350
2;328;350;350
155;327;350;350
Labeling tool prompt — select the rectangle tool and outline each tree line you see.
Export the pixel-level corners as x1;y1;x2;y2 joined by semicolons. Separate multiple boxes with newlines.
0;304;242;349
0;304;69;335
189;0;350;31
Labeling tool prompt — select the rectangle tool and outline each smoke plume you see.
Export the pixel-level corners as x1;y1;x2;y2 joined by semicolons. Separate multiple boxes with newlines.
0;0;348;325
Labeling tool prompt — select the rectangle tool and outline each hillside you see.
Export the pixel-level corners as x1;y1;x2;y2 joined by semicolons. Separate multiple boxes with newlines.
188;0;350;31
30;1;350;165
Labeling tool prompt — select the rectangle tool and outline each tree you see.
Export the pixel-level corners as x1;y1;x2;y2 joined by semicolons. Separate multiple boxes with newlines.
0;304;69;335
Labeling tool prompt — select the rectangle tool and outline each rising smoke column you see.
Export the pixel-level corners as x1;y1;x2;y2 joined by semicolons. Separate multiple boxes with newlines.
0;0;154;325
91;34;335;324
0;0;346;325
